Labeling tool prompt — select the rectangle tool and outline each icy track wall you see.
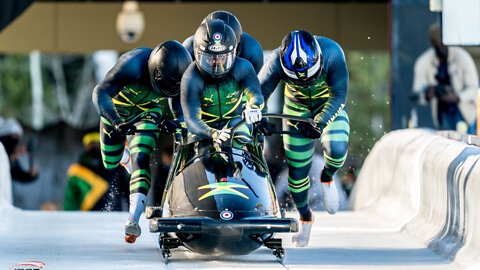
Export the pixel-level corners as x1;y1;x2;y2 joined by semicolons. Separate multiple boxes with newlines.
0;142;13;211
351;129;480;268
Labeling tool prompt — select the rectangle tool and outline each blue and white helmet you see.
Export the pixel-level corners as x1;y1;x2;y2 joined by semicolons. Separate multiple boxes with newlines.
280;30;323;87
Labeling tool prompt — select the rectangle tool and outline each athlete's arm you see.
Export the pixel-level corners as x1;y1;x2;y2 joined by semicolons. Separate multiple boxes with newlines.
314;40;348;130
240;33;264;74
233;58;264;110
180;64;213;139
92;51;143;125
258;49;283;104
169;95;184;122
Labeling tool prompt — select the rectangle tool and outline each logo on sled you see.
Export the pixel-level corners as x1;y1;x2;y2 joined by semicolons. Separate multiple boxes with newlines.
220;210;234;220
197;182;249;201
10;261;46;270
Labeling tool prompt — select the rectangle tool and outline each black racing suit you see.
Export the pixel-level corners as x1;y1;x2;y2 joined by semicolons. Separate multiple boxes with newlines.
181;58;264;148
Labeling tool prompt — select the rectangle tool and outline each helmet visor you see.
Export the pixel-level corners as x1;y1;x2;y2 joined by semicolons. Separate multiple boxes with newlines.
154;77;181;97
196;51;235;77
281;54;322;87
150;69;181;97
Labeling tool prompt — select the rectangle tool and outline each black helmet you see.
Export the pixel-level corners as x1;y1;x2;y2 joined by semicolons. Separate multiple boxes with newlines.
280;30;323;87
148;40;192;97
202;10;243;47
194;19;237;78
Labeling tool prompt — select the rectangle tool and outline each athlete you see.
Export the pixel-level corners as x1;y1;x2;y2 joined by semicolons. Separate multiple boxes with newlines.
183;10;264;74
259;30;350;247
181;19;264;149
92;40;192;244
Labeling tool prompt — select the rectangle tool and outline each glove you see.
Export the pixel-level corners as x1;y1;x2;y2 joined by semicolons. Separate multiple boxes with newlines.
115;122;134;136
291;121;322;139
158;119;181;134
301;124;322;139
255;119;275;136
300;122;322;139
242;107;262;124
211;128;231;145
174;121;188;138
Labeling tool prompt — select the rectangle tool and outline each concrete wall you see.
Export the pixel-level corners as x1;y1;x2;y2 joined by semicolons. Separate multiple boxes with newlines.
0;143;13;211
351;129;480;268
0;2;388;53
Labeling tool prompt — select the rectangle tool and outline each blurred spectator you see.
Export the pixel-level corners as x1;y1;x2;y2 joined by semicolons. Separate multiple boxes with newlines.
40;201;59;211
412;23;479;134
156;145;174;191
275;153;348;212
341;166;357;198
148;143;174;209
0;142;13;206
64;131;129;211
0;117;38;183
262;120;287;185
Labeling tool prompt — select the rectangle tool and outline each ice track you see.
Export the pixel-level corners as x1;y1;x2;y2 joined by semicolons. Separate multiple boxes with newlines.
0;209;460;270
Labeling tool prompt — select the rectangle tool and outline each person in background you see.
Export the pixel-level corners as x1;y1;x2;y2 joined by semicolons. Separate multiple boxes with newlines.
41;201;59;211
64;131;129;212
275;153;348;213
147;144;174;213
412;23;479;134
0;117;38;183
341;166;357;198
0;142;13;206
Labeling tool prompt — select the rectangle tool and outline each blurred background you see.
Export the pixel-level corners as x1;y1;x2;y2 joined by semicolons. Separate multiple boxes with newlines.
0;0;478;210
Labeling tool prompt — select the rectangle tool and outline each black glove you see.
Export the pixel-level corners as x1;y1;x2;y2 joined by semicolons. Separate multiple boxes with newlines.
115;122;134;136
255;119;275;136
158;119;181;134
297;121;322;139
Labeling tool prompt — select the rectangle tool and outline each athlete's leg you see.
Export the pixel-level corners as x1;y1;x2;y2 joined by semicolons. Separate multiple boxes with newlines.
99;117;125;170
282;100;315;247
319;109;350;214
125;110;161;243
320;109;350;182
282;100;315;220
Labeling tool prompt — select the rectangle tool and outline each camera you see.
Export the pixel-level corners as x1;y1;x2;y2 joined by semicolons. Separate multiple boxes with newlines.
116;1;144;43
433;72;450;97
